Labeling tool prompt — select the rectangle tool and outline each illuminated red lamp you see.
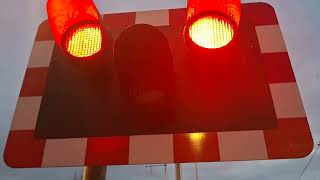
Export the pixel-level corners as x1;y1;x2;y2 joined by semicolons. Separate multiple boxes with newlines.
47;0;105;59
184;0;241;50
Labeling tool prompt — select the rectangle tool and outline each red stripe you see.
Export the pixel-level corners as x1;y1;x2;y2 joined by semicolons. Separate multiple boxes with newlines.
264;118;313;159
242;3;278;26
4;130;46;168
35;21;54;41
19;67;48;97
103;12;136;31
262;53;296;83
85;137;129;165
169;8;187;26
173;133;220;162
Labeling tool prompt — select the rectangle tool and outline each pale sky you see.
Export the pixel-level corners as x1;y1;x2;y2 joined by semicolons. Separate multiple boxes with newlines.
0;0;319;180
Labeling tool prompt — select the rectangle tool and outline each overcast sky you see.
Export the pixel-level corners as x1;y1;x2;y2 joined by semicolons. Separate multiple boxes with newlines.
0;0;320;180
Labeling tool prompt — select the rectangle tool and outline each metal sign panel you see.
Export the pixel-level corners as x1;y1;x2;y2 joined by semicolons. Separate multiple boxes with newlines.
4;3;313;168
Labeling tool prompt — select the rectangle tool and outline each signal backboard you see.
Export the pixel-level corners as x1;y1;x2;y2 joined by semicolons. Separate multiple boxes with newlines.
4;3;313;168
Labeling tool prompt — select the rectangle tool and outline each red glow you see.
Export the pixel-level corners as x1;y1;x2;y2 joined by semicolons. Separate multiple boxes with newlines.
185;0;241;49
47;0;103;58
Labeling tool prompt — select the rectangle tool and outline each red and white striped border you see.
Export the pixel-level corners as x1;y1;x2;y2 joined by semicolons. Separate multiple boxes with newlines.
4;3;313;168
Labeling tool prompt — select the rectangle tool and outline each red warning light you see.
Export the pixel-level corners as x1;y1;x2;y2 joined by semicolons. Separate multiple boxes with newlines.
185;0;241;49
65;24;102;58
47;0;104;59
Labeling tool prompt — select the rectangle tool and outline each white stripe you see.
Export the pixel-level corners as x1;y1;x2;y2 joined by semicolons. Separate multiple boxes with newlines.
218;131;268;161
256;25;287;53
10;97;42;130
270;82;306;118
128;134;174;164
135;9;169;26
28;40;55;68
41;138;87;167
